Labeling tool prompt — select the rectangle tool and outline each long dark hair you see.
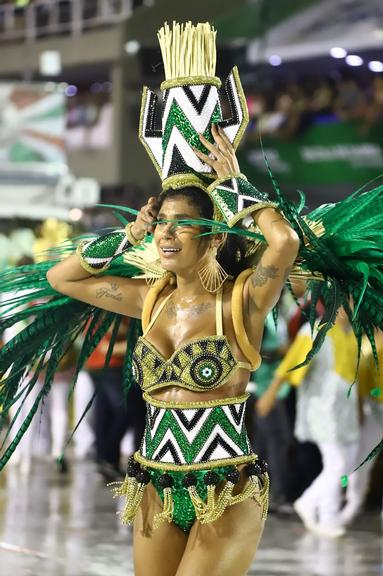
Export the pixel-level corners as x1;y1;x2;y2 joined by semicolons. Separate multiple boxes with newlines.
157;187;249;277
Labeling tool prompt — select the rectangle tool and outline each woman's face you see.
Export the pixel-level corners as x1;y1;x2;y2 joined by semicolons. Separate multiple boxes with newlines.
154;195;209;274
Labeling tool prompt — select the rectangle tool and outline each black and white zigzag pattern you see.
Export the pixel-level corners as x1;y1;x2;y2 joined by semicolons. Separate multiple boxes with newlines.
161;84;221;179
220;68;246;144
140;89;163;173
210;177;262;222
139;67;249;181
142;402;249;465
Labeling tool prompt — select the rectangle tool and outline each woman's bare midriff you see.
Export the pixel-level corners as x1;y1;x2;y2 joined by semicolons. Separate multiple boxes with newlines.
152;371;250;403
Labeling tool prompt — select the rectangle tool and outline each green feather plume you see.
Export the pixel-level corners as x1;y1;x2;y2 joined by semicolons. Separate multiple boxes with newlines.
1;176;383;468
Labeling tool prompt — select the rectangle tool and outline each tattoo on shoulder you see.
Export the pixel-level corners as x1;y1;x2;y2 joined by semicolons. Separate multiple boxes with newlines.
96;281;123;302
251;263;279;288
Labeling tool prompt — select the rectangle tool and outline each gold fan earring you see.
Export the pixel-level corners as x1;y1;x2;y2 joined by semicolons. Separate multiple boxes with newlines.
198;245;228;293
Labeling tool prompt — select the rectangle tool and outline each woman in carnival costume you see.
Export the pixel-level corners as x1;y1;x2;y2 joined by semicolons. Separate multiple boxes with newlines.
0;22;383;576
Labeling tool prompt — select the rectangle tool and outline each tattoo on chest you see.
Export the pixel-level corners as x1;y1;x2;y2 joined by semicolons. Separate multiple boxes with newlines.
96;281;123;302
165;299;177;318
251;263;279;287
165;299;212;319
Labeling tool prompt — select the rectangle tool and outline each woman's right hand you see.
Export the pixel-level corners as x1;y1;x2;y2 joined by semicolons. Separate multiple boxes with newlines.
131;197;159;241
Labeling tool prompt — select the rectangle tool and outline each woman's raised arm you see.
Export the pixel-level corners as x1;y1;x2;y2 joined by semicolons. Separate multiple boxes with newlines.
195;125;299;321
46;197;159;318
247;207;299;317
46;254;147;318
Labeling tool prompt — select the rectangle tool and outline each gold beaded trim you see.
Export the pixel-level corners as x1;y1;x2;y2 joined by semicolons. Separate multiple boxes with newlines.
143;392;249;409
230;66;250;150
227;201;278;228
160;76;221;91
134;451;256;472
162;172;215;192
206;172;247;191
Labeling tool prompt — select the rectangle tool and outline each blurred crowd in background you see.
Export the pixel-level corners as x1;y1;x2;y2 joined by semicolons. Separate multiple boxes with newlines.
0;0;382;545
246;73;383;139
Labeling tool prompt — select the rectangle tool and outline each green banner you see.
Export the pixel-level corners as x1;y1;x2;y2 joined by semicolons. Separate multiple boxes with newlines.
238;121;383;186
0;83;66;166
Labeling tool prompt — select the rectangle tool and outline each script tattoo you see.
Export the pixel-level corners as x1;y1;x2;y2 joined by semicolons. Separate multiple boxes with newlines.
96;281;123;302
251;263;279;287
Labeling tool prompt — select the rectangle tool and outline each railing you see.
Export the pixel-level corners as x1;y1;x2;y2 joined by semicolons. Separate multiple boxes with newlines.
0;0;154;41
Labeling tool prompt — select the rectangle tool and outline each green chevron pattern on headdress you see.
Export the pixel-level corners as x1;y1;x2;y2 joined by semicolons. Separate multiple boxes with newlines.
139;22;249;192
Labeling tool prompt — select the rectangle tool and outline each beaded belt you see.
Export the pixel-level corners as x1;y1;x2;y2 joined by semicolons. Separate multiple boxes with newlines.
137;393;254;470
110;394;269;530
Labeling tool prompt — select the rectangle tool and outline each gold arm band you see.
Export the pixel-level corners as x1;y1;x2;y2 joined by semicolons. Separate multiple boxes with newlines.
76;241;104;275
125;222;143;246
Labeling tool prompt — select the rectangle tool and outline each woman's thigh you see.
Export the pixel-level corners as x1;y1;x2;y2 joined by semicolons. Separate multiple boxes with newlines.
176;497;265;576
133;483;189;576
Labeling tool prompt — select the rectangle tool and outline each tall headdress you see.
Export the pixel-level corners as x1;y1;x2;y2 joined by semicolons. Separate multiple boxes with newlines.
138;22;270;226
140;21;248;191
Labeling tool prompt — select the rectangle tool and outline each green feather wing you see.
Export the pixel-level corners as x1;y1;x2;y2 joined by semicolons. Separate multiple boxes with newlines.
0;243;142;471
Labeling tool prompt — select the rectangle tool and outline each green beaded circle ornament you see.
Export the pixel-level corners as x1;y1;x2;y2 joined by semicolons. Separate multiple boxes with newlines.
191;356;223;387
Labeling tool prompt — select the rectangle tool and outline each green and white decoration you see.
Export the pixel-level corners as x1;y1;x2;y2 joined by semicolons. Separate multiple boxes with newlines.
139;22;249;193
140;395;251;466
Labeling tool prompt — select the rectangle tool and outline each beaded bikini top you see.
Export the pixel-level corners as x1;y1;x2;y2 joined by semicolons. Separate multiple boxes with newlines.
132;270;261;393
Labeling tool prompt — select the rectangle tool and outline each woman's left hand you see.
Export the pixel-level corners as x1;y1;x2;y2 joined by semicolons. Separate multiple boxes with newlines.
194;124;240;179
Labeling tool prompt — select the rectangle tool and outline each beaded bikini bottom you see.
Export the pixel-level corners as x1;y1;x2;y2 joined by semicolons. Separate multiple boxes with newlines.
111;394;269;532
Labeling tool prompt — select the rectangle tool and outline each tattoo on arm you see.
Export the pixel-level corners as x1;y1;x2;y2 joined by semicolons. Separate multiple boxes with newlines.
251;263;279;288
96;281;123;302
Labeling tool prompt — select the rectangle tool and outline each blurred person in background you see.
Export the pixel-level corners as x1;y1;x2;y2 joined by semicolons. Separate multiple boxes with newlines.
1;256;43;474
86;318;146;483
1;257;75;474
334;75;366;122
309;79;335;119
340;330;383;525
257;306;360;538
72;367;96;460
247;309;294;512
363;75;383;133
46;343;77;474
